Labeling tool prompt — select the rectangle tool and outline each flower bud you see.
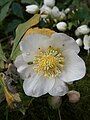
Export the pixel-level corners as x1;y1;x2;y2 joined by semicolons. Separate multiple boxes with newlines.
44;0;55;8
59;11;66;20
76;38;83;47
26;5;39;14
40;5;51;18
67;90;80;103
75;25;90;36
65;8;70;14
83;35;90;50
51;6;60;18
56;22;67;31
48;96;62;109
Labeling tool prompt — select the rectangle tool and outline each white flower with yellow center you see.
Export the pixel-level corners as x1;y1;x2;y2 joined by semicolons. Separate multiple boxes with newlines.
14;28;86;97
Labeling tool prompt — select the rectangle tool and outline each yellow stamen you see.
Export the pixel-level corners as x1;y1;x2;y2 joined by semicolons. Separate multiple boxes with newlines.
33;46;64;78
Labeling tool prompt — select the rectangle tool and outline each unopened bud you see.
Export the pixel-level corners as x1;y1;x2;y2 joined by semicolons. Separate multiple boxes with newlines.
51;6;60;18
40;5;51;18
67;90;80;103
44;0;55;8
26;5;39;14
59;11;66;20
65;8;70;14
76;38;83;47
48;96;62;109
75;25;90;36
56;22;67;31
83;35;90;54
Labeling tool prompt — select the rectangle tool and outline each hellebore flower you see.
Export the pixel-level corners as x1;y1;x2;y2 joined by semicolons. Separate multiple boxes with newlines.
15;28;86;97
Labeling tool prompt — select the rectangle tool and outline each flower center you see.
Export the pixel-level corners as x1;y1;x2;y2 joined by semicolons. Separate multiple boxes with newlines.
33;46;64;77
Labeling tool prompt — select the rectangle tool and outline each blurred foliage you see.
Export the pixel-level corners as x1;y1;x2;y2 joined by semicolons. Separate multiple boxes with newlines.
0;0;90;120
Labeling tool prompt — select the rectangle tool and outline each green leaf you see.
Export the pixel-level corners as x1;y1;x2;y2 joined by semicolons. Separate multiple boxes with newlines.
11;46;21;61
0;60;4;69
21;0;34;4
5;19;22;33
0;75;5;103
11;3;24;20
10;14;40;60
76;6;90;20
71;3;90;22
0;1;12;22
68;22;73;30
0;0;10;6
0;44;7;62
0;83;5;103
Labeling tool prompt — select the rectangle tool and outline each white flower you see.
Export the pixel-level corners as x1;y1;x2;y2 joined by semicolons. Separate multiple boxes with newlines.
75;25;90;36
51;6;60;18
26;5;39;14
67;90;80;103
64;8;70;14
15;28;86;97
56;22;67;31
83;35;90;51
40;5;51;18
76;38;83;47
44;0;55;8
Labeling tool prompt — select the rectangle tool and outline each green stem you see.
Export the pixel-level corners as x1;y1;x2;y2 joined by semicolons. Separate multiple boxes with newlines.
58;108;62;120
6;106;9;120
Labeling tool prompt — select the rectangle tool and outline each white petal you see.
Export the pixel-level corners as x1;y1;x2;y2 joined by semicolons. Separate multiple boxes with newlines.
60;49;86;82
20;34;50;53
50;33;80;53
49;78;68;96
17;65;28;73
14;54;26;68
18;65;34;79
14;54;33;79
23;74;55;97
22;52;35;63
